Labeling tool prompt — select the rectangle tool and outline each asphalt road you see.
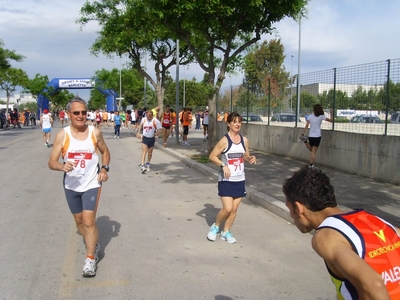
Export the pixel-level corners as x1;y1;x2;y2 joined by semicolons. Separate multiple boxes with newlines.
0;124;335;299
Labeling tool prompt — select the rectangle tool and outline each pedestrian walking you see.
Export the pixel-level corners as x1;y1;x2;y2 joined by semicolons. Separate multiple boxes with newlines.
282;166;400;300
48;96;111;277
113;111;122;138
299;104;333;168
207;112;257;244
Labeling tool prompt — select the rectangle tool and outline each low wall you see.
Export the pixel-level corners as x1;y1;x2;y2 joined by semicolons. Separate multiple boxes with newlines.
216;122;400;184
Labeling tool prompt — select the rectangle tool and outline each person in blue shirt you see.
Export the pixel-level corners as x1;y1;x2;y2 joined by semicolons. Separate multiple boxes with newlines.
113;111;122;138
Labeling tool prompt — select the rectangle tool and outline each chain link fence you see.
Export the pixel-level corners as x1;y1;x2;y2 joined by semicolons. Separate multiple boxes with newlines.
217;58;400;136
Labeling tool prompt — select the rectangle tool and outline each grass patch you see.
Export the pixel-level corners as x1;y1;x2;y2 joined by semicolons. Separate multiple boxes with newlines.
191;155;210;163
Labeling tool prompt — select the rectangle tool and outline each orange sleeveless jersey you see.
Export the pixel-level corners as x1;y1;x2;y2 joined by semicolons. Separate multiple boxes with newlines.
318;209;400;299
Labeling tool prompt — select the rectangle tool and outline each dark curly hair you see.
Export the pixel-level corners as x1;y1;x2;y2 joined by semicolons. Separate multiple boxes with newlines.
282;166;337;212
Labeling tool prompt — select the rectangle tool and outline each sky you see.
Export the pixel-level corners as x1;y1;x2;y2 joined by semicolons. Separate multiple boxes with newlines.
1;0;400;101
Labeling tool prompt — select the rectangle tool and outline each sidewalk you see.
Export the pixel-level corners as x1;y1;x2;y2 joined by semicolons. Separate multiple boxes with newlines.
155;128;400;228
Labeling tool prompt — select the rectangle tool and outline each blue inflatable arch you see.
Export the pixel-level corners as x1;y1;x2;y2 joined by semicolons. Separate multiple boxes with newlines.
37;78;118;113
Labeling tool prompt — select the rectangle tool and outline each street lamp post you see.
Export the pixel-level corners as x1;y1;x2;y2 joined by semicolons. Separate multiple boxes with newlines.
115;56;124;111
183;66;186;108
290;54;294;112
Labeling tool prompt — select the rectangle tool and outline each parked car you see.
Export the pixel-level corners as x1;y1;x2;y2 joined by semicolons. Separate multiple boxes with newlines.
241;114;263;122
270;113;300;122
349;114;384;123
390;112;400;123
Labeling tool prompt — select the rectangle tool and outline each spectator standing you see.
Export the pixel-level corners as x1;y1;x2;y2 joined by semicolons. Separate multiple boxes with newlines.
201;107;210;141
29;110;37;127
0;109;6;129
10;109;21;128
24;110;30;126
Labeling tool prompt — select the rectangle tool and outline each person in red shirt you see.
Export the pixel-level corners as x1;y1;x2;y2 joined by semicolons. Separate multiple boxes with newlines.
59;110;65;127
161;105;172;147
283;166;400;300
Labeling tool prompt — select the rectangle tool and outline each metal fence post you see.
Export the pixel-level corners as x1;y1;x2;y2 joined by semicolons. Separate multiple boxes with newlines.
385;59;391;136
332;68;337;131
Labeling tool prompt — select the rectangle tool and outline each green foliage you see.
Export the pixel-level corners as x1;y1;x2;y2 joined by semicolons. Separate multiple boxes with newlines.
23;74;51;100
0;68;30;99
77;0;195;109
50;90;76;109
88;68;150;110
0;39;25;71
18;101;38;112
164;77;213;108
144;0;308;94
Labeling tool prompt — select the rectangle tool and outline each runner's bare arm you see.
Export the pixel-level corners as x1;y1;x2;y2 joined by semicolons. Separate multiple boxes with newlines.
312;229;390;300
94;127;110;182
48;130;73;172
243;137;256;164
209;136;230;178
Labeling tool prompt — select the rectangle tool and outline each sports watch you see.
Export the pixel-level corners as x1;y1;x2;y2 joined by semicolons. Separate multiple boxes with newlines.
220;162;226;168
101;165;110;172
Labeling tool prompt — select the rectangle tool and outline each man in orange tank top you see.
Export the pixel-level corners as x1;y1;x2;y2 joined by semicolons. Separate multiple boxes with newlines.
283;166;400;300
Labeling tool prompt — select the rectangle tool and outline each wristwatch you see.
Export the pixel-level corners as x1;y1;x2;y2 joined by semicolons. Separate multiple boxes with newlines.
220;162;226;168
101;165;110;172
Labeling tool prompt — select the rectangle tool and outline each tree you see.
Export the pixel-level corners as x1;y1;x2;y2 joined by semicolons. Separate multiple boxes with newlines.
163;77;213;108
145;0;308;146
0;39;25;71
0;68;29;112
23;74;52;102
88;68;153;110
77;0;194;112
243;39;289;105
50;90;76;110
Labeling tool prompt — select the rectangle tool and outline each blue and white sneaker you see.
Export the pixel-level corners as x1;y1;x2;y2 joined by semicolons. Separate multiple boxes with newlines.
145;162;150;172
207;223;219;241
220;231;237;244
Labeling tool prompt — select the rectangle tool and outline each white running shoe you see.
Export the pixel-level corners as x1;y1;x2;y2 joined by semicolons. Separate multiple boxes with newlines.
207;223;219;242
220;231;237;244
145;162;150;172
82;258;97;277
141;165;147;174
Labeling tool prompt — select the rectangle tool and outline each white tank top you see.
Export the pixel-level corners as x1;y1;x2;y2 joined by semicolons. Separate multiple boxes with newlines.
61;126;100;192
42;114;52;129
203;111;210;125
141;118;161;138
218;134;246;182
